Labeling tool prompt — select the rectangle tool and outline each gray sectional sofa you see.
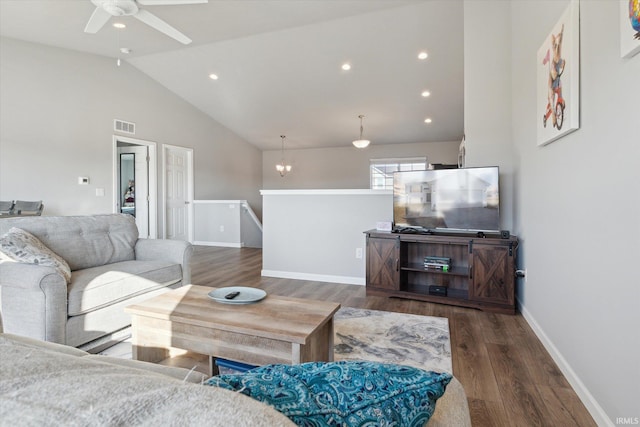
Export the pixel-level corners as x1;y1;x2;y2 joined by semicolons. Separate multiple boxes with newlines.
0;214;192;349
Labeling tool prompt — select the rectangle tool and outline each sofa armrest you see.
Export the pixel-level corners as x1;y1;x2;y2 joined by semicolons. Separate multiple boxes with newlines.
0;332;89;357
0;263;68;344
428;376;471;427
135;239;193;285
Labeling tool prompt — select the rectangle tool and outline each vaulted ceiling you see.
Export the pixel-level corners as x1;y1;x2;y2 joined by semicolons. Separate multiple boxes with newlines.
0;0;464;151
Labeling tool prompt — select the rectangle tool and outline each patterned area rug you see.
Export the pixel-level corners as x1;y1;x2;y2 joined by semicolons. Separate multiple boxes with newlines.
333;307;452;374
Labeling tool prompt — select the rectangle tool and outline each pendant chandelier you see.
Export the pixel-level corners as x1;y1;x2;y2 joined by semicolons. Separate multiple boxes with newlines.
352;114;370;148
276;135;292;177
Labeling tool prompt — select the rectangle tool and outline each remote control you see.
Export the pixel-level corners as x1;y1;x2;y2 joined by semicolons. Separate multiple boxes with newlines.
224;291;240;300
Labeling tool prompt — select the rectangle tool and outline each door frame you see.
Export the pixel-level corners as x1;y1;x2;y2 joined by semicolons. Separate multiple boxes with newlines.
112;135;158;238
161;144;194;242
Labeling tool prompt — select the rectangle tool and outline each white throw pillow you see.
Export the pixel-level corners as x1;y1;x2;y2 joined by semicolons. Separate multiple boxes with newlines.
0;227;71;283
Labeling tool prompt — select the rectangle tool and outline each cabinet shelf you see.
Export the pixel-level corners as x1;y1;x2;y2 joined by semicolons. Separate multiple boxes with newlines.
404;283;468;300
365;230;518;314
402;263;468;277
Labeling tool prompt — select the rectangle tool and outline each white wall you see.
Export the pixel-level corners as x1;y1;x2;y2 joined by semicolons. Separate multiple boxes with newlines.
262;141;459;189
0;38;264;231
193;200;262;248
464;0;516;232
261;190;392;284
193;200;242;247
465;1;640;424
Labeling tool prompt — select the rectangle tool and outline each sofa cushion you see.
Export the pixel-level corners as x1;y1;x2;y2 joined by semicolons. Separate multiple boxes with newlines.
206;361;452;426
0;227;71;283
67;260;182;316
0;214;138;271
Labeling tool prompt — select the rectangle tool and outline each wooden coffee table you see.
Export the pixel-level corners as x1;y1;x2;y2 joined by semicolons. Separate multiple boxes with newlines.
124;284;340;374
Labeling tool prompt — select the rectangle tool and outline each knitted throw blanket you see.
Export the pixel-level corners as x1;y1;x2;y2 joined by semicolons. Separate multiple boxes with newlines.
0;335;293;426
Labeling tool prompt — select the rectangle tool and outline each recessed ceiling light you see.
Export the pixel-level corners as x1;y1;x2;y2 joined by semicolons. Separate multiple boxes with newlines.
421;90;431;97
341;63;351;71
424;118;433;124
418;51;428;60
209;73;218;80
113;23;126;29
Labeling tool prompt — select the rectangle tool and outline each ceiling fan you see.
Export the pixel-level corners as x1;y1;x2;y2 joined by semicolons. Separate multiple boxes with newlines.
84;0;208;45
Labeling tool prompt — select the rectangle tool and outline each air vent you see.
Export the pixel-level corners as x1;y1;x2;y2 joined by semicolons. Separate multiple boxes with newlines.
114;119;135;135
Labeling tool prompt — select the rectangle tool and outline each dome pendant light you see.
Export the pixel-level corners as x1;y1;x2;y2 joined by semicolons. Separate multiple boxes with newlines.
275;135;292;177
352;115;371;148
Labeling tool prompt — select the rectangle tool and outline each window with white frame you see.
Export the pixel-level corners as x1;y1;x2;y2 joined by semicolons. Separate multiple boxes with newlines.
370;157;428;190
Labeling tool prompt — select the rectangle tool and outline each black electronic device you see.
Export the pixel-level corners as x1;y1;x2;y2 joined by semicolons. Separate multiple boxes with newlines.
224;291;240;300
428;285;448;296
393;166;500;233
392;227;433;235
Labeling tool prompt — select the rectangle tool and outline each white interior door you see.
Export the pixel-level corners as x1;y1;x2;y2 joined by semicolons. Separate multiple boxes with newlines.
163;145;193;241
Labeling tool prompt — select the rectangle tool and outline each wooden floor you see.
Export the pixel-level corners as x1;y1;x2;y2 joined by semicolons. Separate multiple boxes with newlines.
190;246;596;427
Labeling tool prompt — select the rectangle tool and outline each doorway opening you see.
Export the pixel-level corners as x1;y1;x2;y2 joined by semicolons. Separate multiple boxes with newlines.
113;136;157;238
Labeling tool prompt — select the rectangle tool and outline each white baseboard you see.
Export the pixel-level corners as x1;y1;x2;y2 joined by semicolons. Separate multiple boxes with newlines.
518;300;613;427
193;241;243;248
261;269;365;286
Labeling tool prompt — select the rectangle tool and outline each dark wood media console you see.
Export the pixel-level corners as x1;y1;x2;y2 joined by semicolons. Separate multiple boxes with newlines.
365;230;518;314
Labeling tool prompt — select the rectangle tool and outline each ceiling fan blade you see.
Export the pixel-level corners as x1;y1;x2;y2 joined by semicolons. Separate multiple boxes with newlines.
133;9;192;44
137;0;208;5
84;6;112;34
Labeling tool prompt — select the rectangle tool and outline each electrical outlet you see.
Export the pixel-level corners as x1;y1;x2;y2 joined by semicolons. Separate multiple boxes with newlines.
355;248;363;259
219;225;224;232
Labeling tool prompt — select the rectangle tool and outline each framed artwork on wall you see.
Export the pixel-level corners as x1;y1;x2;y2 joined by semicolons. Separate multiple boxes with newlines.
620;0;640;58
536;0;580;146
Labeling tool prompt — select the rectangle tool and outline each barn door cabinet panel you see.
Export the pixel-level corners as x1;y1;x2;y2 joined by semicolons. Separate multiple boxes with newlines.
365;234;400;291
469;241;516;307
364;230;518;314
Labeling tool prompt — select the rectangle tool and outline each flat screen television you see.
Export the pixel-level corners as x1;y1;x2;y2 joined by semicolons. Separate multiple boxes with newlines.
393;166;500;232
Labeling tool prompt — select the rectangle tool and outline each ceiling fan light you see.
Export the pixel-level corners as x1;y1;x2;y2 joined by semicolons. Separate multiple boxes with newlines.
102;0;139;16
